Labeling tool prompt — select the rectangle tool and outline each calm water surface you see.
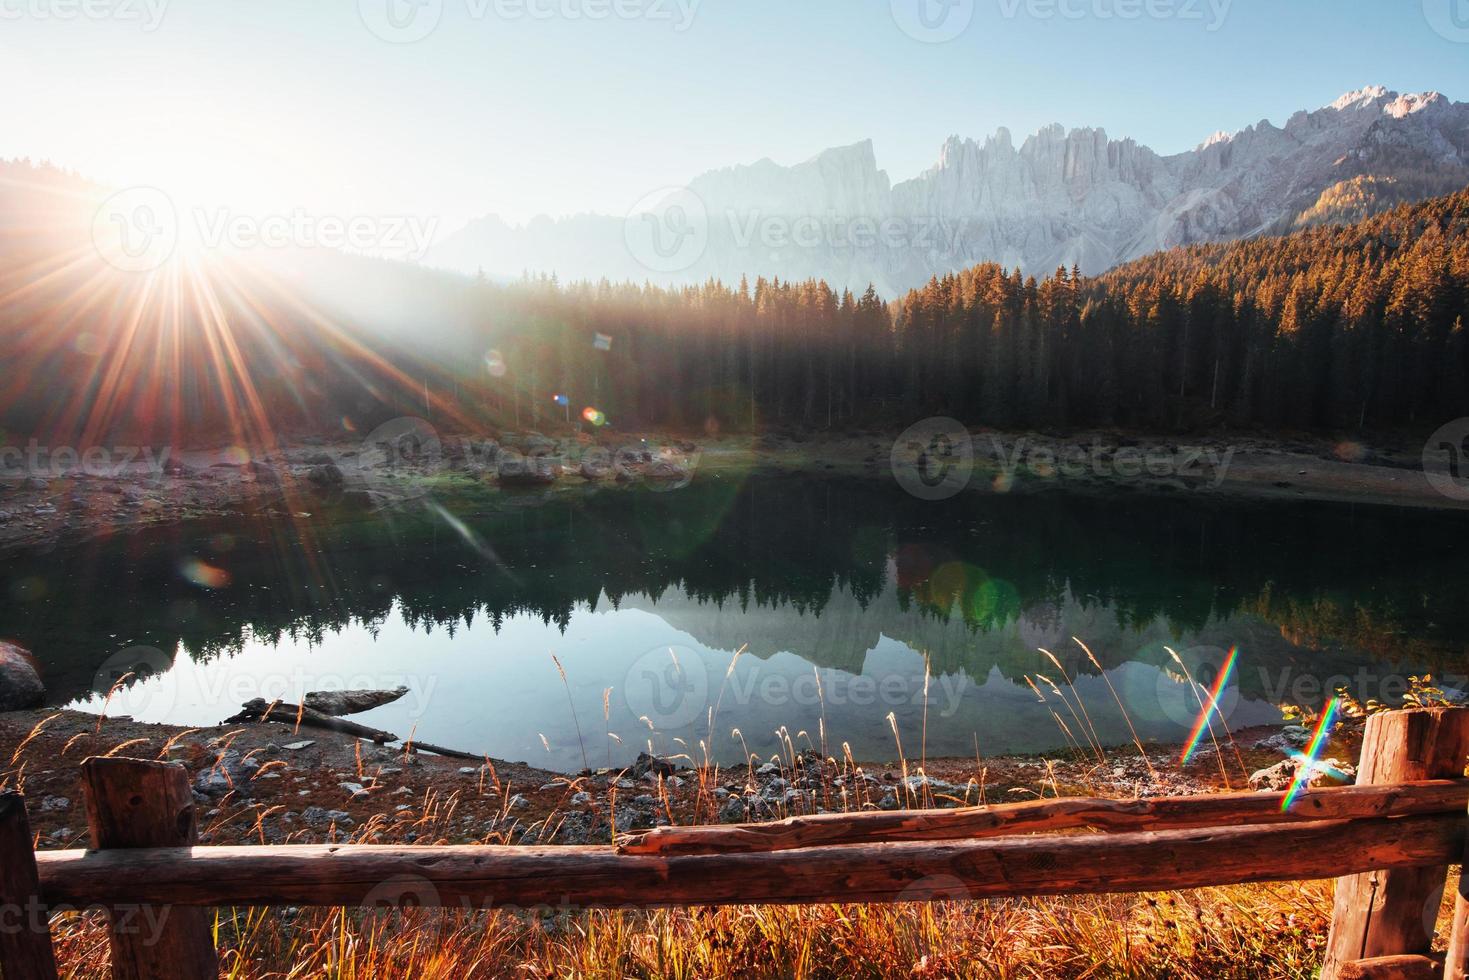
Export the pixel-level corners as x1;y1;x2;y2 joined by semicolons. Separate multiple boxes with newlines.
4;472;1467;771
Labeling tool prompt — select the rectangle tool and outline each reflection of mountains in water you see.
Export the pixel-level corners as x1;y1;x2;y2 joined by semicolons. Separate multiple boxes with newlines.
618;578;1394;704
7;472;1467;704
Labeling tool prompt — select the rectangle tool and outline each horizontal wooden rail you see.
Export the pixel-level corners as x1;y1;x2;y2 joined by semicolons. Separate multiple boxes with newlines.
1337;955;1444;979
618;779;1469;855
35;813;1463;910
13;714;1469;979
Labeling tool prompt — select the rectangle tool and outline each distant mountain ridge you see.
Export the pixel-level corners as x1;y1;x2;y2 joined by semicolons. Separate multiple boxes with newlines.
428;86;1469;295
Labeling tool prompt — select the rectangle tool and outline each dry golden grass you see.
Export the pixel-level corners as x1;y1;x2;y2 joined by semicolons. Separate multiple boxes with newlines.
13;666;1460;978
28;772;1362;980
39;883;1339;979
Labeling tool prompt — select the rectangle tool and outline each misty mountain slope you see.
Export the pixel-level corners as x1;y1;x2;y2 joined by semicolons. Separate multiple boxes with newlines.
429;86;1469;294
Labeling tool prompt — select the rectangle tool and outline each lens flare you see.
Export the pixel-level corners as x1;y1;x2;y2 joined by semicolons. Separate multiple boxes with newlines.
553;393;569;407
180;558;230;589
1177;646;1238;765
1280;697;1340;812
582;406;607;426
484;349;507;378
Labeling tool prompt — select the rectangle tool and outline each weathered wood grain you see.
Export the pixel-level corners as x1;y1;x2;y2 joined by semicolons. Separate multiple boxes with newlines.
34;813;1462;911
0;792;59;980
1338;954;1444;979
80;758;219;980
617;780;1469;855
1444;800;1469;980
1323;709;1469;979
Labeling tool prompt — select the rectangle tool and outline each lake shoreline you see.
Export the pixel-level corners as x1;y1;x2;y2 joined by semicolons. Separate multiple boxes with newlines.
0;425;1463;553
1;706;1330;851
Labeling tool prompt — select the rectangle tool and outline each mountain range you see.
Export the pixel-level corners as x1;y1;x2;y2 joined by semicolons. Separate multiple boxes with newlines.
427;86;1469;295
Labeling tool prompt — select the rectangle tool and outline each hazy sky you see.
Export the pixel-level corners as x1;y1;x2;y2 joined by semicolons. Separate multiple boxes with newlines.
3;0;1467;236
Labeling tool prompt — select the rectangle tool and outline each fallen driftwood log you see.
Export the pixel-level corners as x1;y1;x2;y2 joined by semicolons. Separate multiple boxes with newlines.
404;740;481;761
301;687;408;717
224;699;398;743
616;779;1469;855
224;699;482;759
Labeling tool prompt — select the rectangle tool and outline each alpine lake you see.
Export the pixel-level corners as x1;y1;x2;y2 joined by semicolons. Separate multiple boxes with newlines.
5;468;1467;772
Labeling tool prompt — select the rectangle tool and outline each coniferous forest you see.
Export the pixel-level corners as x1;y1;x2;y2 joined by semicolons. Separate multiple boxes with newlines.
448;187;1469;435
5;180;1469;442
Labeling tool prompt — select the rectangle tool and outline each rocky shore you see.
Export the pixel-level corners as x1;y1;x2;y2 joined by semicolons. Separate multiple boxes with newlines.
1;425;1460;552
0;704;1354;854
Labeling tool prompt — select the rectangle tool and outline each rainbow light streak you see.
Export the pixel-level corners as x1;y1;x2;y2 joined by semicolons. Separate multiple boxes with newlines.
1177;646;1238;765
1280;697;1341;812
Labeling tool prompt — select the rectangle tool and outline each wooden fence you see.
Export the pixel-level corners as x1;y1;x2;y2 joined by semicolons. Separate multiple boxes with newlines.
2;707;1468;980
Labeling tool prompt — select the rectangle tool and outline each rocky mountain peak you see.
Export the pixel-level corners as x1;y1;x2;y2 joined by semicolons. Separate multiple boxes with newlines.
428;87;1469;295
1385;90;1447;117
1330;85;1391;111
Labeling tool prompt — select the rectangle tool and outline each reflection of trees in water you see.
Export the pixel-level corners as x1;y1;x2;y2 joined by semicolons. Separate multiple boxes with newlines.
7;473;1468;702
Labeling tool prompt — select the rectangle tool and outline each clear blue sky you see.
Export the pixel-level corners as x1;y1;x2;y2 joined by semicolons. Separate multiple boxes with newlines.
3;0;1465;233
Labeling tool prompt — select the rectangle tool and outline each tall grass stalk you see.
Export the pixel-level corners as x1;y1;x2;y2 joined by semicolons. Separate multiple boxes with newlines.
1074;636;1160;782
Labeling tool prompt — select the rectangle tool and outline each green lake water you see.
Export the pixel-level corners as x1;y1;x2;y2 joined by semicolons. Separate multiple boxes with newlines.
4;471;1466;771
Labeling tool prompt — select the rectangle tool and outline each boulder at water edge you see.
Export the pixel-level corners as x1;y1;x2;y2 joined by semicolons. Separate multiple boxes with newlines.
0;641;45;711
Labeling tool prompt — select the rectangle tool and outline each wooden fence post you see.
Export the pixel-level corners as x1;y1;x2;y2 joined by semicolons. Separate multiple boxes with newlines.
1445;798;1468;980
0;792;59;980
1323;708;1469;979
80;758;219;980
